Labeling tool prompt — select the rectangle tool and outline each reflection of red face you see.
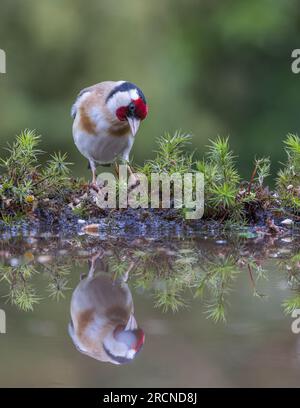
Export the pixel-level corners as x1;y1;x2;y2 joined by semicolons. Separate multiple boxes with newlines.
116;98;148;121
133;328;145;352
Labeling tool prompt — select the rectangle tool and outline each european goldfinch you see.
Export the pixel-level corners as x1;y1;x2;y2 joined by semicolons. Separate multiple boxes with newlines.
69;253;144;364
71;81;148;184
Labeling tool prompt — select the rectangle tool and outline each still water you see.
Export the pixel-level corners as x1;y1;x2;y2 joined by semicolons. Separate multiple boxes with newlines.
0;231;300;387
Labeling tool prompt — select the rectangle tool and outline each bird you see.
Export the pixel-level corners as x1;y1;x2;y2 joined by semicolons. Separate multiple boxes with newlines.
68;252;145;364
71;81;148;186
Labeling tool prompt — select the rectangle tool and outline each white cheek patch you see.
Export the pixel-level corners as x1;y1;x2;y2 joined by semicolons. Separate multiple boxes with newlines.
106;91;132;113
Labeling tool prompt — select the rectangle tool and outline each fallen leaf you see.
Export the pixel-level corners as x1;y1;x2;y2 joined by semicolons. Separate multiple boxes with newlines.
82;223;101;235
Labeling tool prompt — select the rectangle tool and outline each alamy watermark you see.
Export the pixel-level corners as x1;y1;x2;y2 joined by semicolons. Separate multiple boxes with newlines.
0;309;6;333
291;309;300;334
291;49;300;74
95;165;204;220
0;49;6;74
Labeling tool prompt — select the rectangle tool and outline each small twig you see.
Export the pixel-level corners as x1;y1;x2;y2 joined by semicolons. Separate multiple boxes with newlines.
31;174;52;188
247;163;258;194
122;261;136;283
247;264;266;297
247;264;256;290
281;209;300;221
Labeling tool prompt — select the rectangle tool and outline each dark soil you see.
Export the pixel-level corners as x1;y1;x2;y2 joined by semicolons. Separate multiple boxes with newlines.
0;203;298;241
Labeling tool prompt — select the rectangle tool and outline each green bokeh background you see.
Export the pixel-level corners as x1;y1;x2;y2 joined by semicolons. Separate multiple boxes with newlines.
1;0;300;181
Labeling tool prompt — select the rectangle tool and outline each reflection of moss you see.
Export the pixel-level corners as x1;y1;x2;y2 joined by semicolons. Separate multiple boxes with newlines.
194;254;239;322
0;264;40;311
105;240;270;321
279;252;300;315
283;295;300;315
0;236;300;322
0;260;71;311
44;264;71;301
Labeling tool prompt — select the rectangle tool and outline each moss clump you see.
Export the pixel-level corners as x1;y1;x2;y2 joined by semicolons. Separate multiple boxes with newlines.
276;134;300;212
196;137;241;220
0;129;86;223
138;131;194;176
196;138;273;226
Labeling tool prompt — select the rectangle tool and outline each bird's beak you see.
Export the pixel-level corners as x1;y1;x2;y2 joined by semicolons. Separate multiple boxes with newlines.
125;314;138;331
127;116;140;137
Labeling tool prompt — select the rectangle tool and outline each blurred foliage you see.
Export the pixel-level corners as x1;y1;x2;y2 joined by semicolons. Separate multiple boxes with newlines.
1;0;300;181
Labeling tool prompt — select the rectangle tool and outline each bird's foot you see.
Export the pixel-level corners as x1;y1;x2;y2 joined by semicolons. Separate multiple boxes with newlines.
90;182;100;193
127;176;140;192
89;177;107;192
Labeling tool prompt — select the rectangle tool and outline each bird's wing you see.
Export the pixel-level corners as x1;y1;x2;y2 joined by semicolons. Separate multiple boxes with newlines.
71;81;120;119
71;86;94;119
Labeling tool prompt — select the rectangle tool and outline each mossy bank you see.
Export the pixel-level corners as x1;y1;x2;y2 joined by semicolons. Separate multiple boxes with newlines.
1;129;300;237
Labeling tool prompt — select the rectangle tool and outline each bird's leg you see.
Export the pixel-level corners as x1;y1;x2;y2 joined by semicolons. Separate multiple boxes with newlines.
127;164;135;180
91;164;97;185
127;163;148;200
126;162;139;190
89;160;100;192
122;261;136;283
87;249;104;279
114;162;120;179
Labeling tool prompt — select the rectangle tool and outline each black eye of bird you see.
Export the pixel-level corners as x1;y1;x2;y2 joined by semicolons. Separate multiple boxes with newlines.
128;102;135;115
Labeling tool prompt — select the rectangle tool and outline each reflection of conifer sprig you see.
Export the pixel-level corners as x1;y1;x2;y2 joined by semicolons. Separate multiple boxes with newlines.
6;285;40;312
133;247;194;312
153;286;187;313
0;264;40;311
279;252;300;315
47;277;70;301
279;253;300;289
282;295;300;315
194;254;240;322
205;298;226;323
246;259;268;298
43;264;71;301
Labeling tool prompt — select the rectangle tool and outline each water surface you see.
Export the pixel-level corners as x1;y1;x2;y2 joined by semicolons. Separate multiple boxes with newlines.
0;231;300;387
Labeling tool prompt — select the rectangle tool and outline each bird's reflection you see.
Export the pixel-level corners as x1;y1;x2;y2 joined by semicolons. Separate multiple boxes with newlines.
69;250;144;364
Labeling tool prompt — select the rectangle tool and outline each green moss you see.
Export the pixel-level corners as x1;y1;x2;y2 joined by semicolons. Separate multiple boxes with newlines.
196;138;242;223
276;134;300;212
137;131;194;177
0;129;85;221
1;129;300;226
